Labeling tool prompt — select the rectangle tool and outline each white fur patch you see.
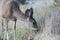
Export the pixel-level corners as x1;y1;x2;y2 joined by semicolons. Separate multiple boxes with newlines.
27;18;32;27
27;18;29;22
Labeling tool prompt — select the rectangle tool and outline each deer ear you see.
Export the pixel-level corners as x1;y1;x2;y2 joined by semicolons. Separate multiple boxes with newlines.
25;8;33;17
30;7;33;17
25;9;30;17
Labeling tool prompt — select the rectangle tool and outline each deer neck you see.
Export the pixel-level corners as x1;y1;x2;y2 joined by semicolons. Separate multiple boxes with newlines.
13;9;28;22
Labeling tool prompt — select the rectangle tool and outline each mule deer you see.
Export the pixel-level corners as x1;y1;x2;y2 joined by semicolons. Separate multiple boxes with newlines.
1;0;39;40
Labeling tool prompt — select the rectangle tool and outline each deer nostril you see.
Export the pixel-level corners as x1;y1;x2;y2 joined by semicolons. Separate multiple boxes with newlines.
36;29;39;32
34;28;39;32
36;29;39;31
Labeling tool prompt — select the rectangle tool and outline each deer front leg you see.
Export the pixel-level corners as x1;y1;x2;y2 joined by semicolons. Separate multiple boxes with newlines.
2;19;4;40
6;20;9;40
2;19;9;40
2;19;6;40
14;19;17;40
5;19;9;40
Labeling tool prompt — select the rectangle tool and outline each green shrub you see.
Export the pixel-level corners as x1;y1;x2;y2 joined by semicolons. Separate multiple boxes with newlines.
0;33;2;40
54;0;60;6
17;0;26;4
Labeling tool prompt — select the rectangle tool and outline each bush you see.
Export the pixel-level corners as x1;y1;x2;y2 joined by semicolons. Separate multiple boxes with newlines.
17;0;26;4
54;0;60;6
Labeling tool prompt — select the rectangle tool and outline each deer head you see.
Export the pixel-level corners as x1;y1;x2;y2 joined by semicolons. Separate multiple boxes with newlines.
25;8;39;31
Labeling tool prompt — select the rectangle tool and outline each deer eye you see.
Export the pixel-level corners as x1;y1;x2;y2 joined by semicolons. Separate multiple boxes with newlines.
33;22;35;24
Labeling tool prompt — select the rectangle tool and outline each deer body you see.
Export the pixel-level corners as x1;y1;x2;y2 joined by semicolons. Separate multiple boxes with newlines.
1;0;27;21
1;0;39;40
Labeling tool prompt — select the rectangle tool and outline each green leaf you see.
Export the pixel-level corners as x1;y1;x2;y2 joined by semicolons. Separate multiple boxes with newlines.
54;0;60;6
